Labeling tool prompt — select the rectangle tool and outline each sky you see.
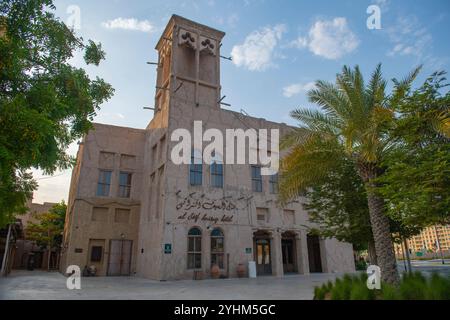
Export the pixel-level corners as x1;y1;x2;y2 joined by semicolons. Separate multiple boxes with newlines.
31;0;450;204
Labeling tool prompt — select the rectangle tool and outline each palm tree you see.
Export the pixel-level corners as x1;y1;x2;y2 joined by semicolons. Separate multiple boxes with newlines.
279;64;420;285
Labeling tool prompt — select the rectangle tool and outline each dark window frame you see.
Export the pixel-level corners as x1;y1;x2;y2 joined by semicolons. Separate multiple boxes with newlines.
269;173;279;194
118;171;132;198
90;246;103;262
189;150;203;186
96;170;112;196
187;227;202;269
210;228;224;269
251;165;263;192
210;161;223;188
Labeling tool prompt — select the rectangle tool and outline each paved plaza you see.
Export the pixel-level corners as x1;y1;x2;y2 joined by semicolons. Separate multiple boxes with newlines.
0;270;344;300
1;260;448;300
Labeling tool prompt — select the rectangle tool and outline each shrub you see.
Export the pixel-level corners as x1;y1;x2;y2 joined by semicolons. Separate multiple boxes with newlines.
313;272;450;300
381;283;400;300
349;280;375;300
398;272;428;299
425;272;450;300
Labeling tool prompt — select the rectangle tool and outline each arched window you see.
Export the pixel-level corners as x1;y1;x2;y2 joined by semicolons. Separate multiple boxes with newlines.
211;228;224;269
187;227;202;269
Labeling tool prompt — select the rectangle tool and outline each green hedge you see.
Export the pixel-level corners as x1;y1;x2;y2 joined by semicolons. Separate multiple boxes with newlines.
314;272;450;300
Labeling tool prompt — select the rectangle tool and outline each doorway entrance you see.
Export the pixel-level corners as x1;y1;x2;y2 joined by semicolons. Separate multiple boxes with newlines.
281;231;297;273
307;234;322;273
107;239;133;276
253;231;272;275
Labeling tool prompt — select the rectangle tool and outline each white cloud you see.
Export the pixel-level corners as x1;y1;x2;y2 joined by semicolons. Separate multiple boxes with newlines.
101;18;155;33
291;17;359;60
231;24;287;71
282;82;316;98
386;16;432;59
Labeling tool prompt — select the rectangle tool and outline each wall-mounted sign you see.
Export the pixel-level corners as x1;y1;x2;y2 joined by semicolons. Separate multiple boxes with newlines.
176;196;237;211
164;243;172;254
175;193;242;224
245;247;252;254
74;248;83;253
177;211;233;223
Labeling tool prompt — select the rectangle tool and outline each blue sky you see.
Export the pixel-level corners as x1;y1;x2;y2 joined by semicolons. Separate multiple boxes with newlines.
32;0;450;203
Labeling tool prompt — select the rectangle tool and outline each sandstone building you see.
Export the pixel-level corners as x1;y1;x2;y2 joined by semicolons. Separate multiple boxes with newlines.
60;15;355;280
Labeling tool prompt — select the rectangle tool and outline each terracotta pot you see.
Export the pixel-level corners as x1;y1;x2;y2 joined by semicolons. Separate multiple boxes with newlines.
211;264;220;279
237;263;246;278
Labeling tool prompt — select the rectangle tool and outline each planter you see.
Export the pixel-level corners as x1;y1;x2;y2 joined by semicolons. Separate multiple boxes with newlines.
211;264;220;279
237;263;246;278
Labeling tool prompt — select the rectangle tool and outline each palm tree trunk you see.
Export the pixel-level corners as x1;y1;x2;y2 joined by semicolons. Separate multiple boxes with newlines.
358;164;400;286
367;239;378;265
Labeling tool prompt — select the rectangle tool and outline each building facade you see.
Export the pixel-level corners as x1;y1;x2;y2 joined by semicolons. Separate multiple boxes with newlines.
13;200;59;270
60;15;355;280
395;225;450;258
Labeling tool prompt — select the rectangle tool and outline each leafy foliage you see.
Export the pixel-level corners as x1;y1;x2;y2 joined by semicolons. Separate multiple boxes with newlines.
304;156;372;250
25;200;66;250
0;0;114;226
280;63;421;284
377;71;450;226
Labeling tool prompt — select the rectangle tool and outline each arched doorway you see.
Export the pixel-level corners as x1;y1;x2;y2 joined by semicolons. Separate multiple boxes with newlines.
307;234;323;273
253;230;272;275
281;231;297;274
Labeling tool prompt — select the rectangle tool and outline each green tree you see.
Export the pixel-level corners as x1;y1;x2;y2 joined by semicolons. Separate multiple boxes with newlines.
279;64;421;285
26;201;66;270
377;71;450;226
304;154;421;266
0;0;114;227
303;155;375;256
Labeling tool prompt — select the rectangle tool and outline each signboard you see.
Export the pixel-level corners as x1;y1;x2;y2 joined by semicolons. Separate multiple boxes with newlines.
175;194;238;224
415;251;423;257
245;247;252;254
164;243;172;254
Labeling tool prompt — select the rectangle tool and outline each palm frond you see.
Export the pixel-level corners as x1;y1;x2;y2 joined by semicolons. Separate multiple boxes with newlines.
289;108;341;134
391;65;422;105
278;134;344;203
308;80;352;121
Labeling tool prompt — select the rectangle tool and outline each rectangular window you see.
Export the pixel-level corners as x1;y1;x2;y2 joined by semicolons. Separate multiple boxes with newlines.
190;150;202;186
210;162;223;188
90;246;103;262
96;170;112;196
269;173;279;194
251;165;262;192
118;172;132;198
